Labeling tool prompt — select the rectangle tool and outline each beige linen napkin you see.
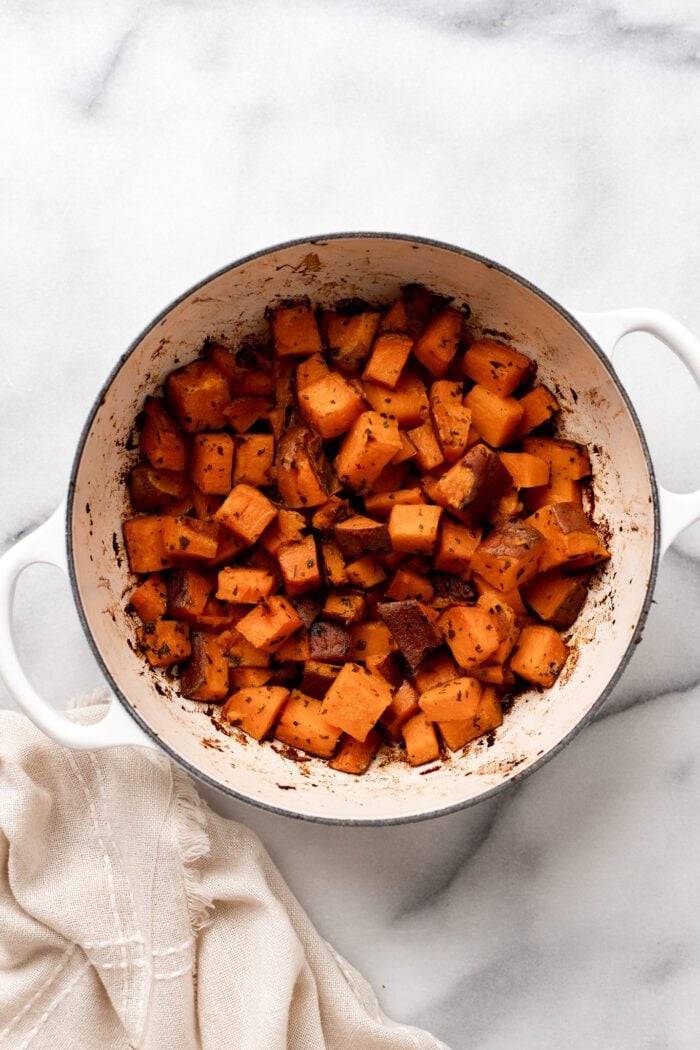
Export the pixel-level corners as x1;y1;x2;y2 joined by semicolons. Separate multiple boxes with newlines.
0;703;446;1050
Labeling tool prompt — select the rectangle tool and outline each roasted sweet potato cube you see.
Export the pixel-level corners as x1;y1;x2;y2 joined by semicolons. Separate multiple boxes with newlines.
344;556;387;588
433;444;512;525
388;504;442;555
179;631;229;701
332;515;390;558
123;516;174;573
433;519;482;575
476;595;520;664
464;385;524;447
380;285;434;339
413;649;459;693
412;307;462;378
269;299;323;358
186;595;237;632
363;332;414;390
222;397;272;434
377;599;442;672
166;360;230;433
472;573;528;617
334;411;402;491
229;667;275;689
462;339;532;396
129;465;190;510
522;437;591;482
429;572;475;607
418;676;482;721
300;660;341;699
438;685;503;750
141;396;187;471
219;626;271;668
278;535;322;597
523;569;589;628
349;621;397;661
311;496;350;532
235;595;303;653
275;632;311;662
260;509;306;557
514;385;560;437
391;431;418;466
274;690;343;757
276;425;335;509
298;372;366;439
406;419;445;474
438;604;500;670
204;527;248;568
322;589;367;625
320;540;348;587
214;484;278;546
128;573;167;623
167;568;213;620
216;567;276;603
510;624;568;687
136;620;191;667
364;489;426;520
290;594;324;630
402;712;440;766
429;381;471;463
487;487;524;528
190;485;223;521
308;620;351;663
500;452;550;489
368;461;409;494
222;685;290;740
320;662;393;742
365;649;406;687
380;680;421;741
322;308;381;375
526;503;610;572
296;353;331;392
470;521;545;592
362;372;429;428
524;477;583;512
163;516;220;561
386;568;434;602
232;434;275;487
188;433;234;496
329;728;382;774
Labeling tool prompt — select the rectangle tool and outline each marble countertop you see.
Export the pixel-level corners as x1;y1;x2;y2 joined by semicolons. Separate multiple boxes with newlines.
2;2;700;1046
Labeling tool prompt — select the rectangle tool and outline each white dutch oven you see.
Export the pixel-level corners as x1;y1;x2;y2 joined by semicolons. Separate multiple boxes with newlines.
2;234;700;824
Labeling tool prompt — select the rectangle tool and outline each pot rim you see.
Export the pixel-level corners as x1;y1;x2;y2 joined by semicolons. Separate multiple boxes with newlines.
65;231;661;825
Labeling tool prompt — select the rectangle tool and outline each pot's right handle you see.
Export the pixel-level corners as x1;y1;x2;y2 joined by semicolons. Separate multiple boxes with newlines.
574;307;700;556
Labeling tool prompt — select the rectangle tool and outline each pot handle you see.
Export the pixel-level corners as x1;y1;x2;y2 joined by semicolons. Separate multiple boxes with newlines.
0;504;157;750
574;307;700;556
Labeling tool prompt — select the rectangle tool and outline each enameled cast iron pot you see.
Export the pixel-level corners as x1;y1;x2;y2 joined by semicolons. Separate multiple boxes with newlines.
2;233;700;824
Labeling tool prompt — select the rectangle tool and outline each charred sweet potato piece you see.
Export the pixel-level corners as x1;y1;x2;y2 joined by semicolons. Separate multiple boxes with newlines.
470;521;545;593
141;397;187;471
380;679;421;741
429;572;475;607
334;411;402;491
462;339;532;396
278;535;322;597
214;484;278;546
438;604;500;670
232;435;275;487
166;360;230;433
388;504;442;555
274;690;343;757
167;568;213;620
269;299;323;358
298;371;366;439
362;372;429;428
216;567;276;603
123;516;174;573
329;728;382;774
429;381;471;463
222;685;290;740
189;433;235;495
365;649;406;687
322;308;381;375
418;675;482;721
433;444;512;525
322;589;367;625
349;621;397;661
276;425;336;509
526;502;609;572
500;452;550;489
163;516;220;562
402;712;440;766
128;573;167;623
363;332;414;389
321;662;393;742
300;660;342;699
136;620;191;667
235;595;303;653
523;570;589;628
311;496;350;532
386;568;434;602
377;600;442;672
290;594;324;630
514;385;560;437
380;285;434;339
510;624;568;687
412;307;462;378
309;620;351;663
464;385;524;448
179;631;229;701
129;465;190;510
332;515;390;558
344;556;387;588
438;685;503;751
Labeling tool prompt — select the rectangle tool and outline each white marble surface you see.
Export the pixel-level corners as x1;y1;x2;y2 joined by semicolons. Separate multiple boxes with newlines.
2;2;700;1046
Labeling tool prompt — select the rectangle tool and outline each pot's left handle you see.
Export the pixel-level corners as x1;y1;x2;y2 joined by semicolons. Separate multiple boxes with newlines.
0;504;156;750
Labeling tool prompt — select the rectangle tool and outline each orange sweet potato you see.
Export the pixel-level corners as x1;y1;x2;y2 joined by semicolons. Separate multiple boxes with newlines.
526;502;609;572
432;444;512;525
514;385;559;436
260;509;306;557
214;484;278;546
368;461;410;494
298;371;366;438
218;626;271;668
363;332;414;389
322;308;381;375
232;435;275;487
380;285;434;338
332;514;390;558
438;685;503;750
189;433;235;495
411;307;462;377
419;675;482;721
322;590;367;625
388;503;442;554
386;568;434;602
523;569;588;628
320;540;348;587
524;477;583;511
470;520;545;592
364;489;426;519
296;353;330;392
128;574;167;622
391;431;418;466
269;299;323;358
136;620;191;667
276;425;335;509
363;372;429;428
191;486;223;521
235;595;303;652
320;662;393;742
433;519;482;575
228;667;274;689
464;385;524;448
329;728;382;774
406;419;445;473
429;381;471;463
300;660;341;699
216;567;276;603
344;556;387;588
471;573;528;617
123;516;172;573
438;604;500;670
500;452;550;489
349;621;397;661
166;360;230;433
462;339;532;396
413;649;459;692
510;624;568;686
222;685;291;740
167;568;213;620
402;712;440;766
380;680;421;741
141;397;187;471
222;397;272;434
274;690;343;757
522;437;591;481
335;411;402;491
180;631;229;701
162;516;221;562
277;535;322;597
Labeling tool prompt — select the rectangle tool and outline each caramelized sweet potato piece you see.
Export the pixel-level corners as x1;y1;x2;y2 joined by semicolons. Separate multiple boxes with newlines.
179;631;229;701
136;620;191;667
189;433;235;495
406;419;445;474
419;675;482;721
464;385;524;448
166;360;230;433
438;685;503;750
290;594;324;630
429;381;471;463
363;332;414;389
222;397;272;434
500;452;550;489
388;504;442;555
523;437;591;481
321;662;393;742
344;556;387;588
167;568;213;619
377;600;442;672
462;339;532;396
129;465;190;510
229;667;274;689
386;568;434;602
438;604;500;670
141;397;187;471
274;690;343;757
323;308;381;375
274;632;311;662
222;685;290;740
276;425;335;509
214;484;278;546
471;573;527;617
413;649;459;693
523;569;589;628
510;624;568;687
320;540;348;587
298;371;366;439
329;728;382;774
364;489;425;520
278;535;322;597
412;307;462;377
235;595;303;653
524;477;582;511
362;372;429;428
309;620;351;663
433;444;512;525
216;567;276;603
365;649;406;687
332;515;390;558
123;516;173;573
128;573;167;623
470;521;545;592
349;621;397;661
322;589;367;625
380;285;434;339
232;434;275;487
335;411;402;491
300;660;341;698
191;485;223;521
380;680;421;741
269;299;323;358
163;516;220;562
219;626;271;668
526;502;609;572
259;509;306;558
429;572;475;607
311;496;350;532
514;385;560;437
402;712;440;766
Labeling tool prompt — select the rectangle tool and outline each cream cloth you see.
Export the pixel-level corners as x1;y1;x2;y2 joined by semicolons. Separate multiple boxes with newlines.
0;704;446;1050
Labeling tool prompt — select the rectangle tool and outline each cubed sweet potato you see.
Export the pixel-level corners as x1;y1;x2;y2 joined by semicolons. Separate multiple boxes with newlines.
179;631;229;701
129;465;189;512
364;489;425;520
320;662;393;742
214;484;278;546
163;516;220;562
386;568;434;602
274;690;343;757
278;535;322;597
309;620;351;663
429;572;475;607
470;521;545;592
320;540;348;587
438;685;503;750
381;285;434;338
136;620;191;667
323;308;381;375
167;568;213;619
438;604;500;670
335;411;402;491
418;675;482;721
298;371;366;439
523;569;589;628
349;621;397;661
524;477;583;512
432;444;512;525
223;397;272;434
363;332;414;390
510;624;568;687
344;556;387;588
329;728;382;774
232;435;275;487
260;509;306;557
296;353;330;393
274;632;311;662
216;567;276;603
464;385;524;448
500;452;550;489
222;685;290;740
462;339;532;396
471;573;528;617
191;486;223;521
141;396;187;471
300;660;341;698
276;425;335;509
311;495;350;532
429;380;471;463
166;360;230;433
522;437;591;481
388;504;442;555
368;461;410;494
412;307;462;377
228;667;275;689
322;589;367;625
406;419;445;474
189;433;235;495
402;712;440;766
514;385;560;437
269;299;323;358
128;573;167;622
363;372;429;428
380;680;421;741
235;595;303;652
332;515;390;558
391;431;418;466
413;649;459;693
526;502;610;572
219;626;271;668
377;599;442;672
433;519;482;575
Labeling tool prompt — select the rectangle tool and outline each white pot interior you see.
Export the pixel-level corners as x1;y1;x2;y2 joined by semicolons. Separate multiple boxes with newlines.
69;235;657;822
